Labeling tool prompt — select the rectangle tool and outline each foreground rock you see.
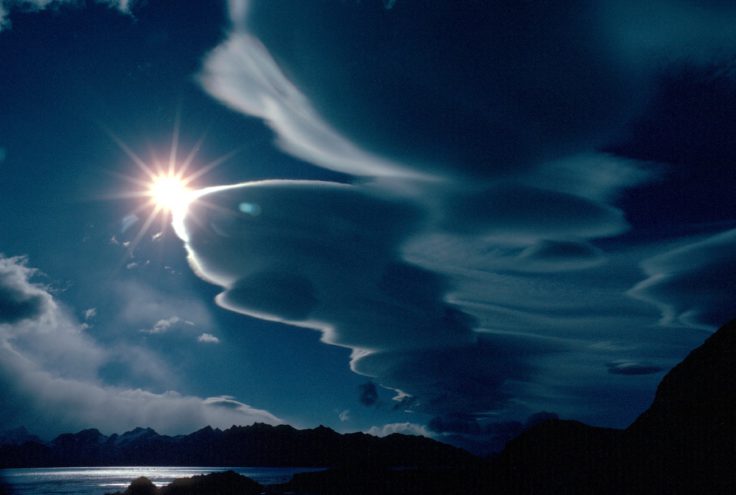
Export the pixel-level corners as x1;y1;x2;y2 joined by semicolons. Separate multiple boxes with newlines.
108;471;262;495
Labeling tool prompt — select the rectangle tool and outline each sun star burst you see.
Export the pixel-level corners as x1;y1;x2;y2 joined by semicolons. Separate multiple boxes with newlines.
148;173;193;215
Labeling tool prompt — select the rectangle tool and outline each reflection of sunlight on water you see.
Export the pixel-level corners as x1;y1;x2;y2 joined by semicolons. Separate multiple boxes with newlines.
0;466;324;494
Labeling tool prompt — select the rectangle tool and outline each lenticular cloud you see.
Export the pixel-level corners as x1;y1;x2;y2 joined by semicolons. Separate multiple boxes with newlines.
188;0;736;432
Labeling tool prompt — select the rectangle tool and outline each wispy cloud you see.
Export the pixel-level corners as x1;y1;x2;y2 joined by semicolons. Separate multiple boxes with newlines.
142;316;183;334
0;0;134;30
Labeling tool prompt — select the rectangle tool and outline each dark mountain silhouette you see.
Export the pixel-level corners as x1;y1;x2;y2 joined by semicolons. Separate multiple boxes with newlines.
0;427;41;446
0;423;474;469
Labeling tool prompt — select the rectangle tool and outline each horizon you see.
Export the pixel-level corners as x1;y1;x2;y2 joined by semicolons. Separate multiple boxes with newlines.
1;0;736;455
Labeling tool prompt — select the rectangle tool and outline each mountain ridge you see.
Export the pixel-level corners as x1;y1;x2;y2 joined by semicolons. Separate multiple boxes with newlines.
0;422;475;469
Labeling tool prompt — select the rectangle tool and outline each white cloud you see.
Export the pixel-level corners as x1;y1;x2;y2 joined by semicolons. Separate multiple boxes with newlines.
366;422;430;438
0;255;280;437
197;332;220;344
199;33;423;179
142;316;181;334
338;409;350;422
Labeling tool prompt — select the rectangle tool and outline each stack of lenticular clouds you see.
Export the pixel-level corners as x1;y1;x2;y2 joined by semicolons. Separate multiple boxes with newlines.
181;0;736;444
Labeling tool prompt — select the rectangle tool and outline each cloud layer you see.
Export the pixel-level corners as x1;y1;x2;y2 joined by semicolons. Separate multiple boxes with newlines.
0;255;280;437
630;229;736;329
186;0;736;444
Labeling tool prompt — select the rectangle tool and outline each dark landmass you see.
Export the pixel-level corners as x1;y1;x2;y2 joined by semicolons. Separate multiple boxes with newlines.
0;422;474;469
4;319;735;494
0;427;41;447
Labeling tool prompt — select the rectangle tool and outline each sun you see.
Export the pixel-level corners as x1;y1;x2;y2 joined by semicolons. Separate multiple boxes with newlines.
148;173;193;214
105;120;237;260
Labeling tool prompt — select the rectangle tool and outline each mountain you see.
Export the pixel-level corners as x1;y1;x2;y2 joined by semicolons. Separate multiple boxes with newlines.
0;423;474;469
0;427;41;446
483;318;736;494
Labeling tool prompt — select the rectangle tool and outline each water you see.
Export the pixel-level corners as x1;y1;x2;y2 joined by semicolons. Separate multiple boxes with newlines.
0;466;323;494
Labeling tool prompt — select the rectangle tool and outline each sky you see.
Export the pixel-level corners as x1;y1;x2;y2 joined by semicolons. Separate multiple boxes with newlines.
1;0;735;454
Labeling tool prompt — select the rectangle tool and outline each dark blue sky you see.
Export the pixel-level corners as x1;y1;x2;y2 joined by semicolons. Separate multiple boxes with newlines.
1;0;735;453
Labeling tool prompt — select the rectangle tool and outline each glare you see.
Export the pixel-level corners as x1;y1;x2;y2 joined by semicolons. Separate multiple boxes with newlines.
149;174;192;214
105;117;237;261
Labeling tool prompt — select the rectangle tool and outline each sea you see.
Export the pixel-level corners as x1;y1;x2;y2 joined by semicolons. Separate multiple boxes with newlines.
0;466;323;494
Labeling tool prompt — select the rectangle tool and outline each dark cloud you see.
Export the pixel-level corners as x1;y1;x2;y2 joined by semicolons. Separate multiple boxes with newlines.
610;64;736;232
181;182;586;418
352;334;558;416
607;362;664;376
444;184;627;240
516;240;605;272
0;256;52;324
630;229;736;329
222;272;318;322
358;382;378;407
237;1;643;180
184;181;476;351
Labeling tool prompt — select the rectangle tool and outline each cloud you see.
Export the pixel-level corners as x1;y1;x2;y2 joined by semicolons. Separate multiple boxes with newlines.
198;32;420;179
205;2;736;183
184;181;476;352
630;229;736;329
187;0;736;440
366;422;429;438
442;183;628;241
0;255;280;437
83;308;96;321
114;280;212;336
607;361;664;376
142;316;183;334
197;333;220;344
0;0;134;30
211;2;654;181
0;256;53;324
515;240;605;273
338;409;350;422
357;382;378;407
